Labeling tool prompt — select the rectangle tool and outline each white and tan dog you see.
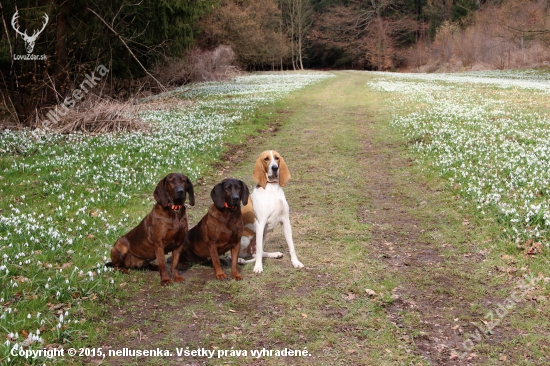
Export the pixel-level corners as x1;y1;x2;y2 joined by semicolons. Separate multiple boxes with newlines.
239;150;304;273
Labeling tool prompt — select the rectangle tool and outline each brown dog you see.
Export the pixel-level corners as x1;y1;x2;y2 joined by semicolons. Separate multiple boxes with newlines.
180;178;249;280
110;173;194;285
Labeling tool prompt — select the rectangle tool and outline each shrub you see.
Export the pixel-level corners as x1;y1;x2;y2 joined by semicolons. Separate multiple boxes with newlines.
403;1;550;72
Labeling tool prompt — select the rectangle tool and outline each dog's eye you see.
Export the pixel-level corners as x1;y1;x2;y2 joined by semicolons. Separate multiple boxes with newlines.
275;156;280;160
264;157;269;161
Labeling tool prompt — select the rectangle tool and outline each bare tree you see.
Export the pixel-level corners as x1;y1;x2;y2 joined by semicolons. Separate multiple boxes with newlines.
281;0;312;70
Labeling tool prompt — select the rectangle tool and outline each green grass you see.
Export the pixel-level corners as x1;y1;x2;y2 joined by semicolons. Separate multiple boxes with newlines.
3;70;550;365
0;73;329;365
95;73;425;365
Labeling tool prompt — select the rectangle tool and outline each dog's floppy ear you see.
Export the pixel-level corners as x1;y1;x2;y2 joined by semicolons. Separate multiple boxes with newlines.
210;182;226;210
278;155;291;187
186;177;195;206
252;155;268;189
153;177;169;207
240;180;250;206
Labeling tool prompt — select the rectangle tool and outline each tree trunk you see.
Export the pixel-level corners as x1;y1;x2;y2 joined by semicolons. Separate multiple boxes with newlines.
298;36;304;70
47;0;69;104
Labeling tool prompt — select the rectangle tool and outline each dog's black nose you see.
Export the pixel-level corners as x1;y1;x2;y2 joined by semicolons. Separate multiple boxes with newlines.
272;165;279;172
176;188;185;196
231;195;240;205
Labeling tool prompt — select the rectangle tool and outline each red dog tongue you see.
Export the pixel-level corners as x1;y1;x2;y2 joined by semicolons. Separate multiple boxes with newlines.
224;202;237;210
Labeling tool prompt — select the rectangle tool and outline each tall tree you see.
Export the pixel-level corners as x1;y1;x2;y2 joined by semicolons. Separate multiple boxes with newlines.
281;0;313;70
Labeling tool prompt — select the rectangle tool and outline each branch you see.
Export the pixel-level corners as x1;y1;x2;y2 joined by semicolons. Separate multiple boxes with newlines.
503;24;550;35
87;7;167;92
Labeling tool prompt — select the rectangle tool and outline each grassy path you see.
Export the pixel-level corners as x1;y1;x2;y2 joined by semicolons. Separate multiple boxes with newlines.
95;72;548;365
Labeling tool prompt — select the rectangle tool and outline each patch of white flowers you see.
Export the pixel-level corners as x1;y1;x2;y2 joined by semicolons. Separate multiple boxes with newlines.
369;70;550;245
0;72;332;356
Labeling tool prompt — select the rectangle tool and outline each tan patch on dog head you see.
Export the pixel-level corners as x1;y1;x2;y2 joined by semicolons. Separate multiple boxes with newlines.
252;150;271;188
252;150;291;188
274;151;291;187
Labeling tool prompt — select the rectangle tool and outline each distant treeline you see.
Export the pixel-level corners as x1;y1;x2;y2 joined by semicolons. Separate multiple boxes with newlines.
196;0;481;70
1;0;548;127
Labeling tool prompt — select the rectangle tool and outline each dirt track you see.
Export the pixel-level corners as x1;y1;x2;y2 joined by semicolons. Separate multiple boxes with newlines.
93;72;546;366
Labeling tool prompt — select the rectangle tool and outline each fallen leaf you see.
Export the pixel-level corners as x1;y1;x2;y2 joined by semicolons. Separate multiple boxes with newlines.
228;309;237;313
56;262;72;270
343;292;356;301
526;242;542;255
48;303;66;311
365;289;377;297
301;313;308;318
13;276;30;283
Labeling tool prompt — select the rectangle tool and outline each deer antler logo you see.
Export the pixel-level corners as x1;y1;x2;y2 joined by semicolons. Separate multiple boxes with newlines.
11;11;49;54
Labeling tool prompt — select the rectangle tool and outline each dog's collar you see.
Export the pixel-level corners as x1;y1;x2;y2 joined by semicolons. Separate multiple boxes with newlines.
257;181;279;188
224;202;238;210
166;203;183;211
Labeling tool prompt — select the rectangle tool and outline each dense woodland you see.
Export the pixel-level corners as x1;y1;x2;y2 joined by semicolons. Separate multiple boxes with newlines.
1;0;549;128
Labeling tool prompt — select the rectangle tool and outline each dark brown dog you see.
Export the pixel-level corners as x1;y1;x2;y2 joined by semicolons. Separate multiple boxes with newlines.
110;173;194;285
180;178;249;280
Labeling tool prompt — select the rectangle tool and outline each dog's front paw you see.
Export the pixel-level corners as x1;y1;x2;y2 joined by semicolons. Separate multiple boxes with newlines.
173;274;185;283
253;263;264;274
292;259;304;269
216;272;227;280
233;273;243;281
161;278;173;286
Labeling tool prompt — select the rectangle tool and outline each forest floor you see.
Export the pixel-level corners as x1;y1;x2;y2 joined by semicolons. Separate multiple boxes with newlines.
90;72;549;365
